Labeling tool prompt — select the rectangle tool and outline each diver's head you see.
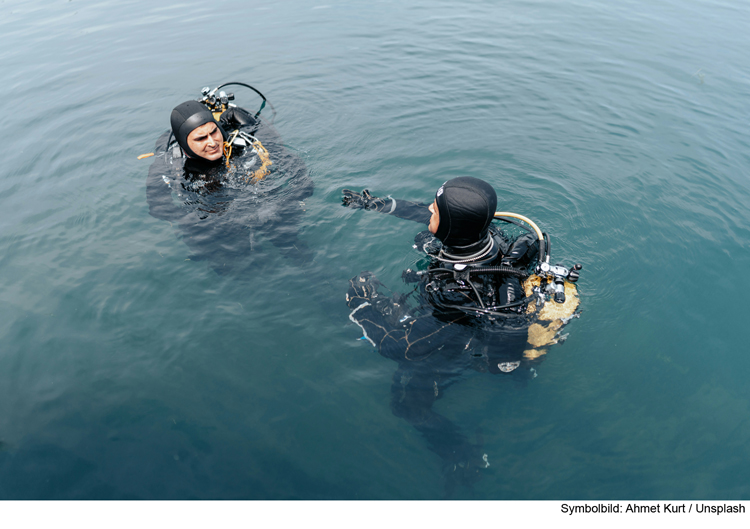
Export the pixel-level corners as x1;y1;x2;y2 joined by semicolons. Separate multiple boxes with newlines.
430;176;497;249
170;100;227;162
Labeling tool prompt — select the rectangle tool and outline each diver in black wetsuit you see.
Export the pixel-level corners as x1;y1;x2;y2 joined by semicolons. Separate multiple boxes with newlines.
341;177;567;494
146;92;314;272
342;177;540;370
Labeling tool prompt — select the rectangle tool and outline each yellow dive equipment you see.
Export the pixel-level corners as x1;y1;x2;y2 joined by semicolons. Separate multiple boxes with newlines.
243;134;272;183
492;211;582;359
223;130;240;167
222;130;273;182
522;274;579;359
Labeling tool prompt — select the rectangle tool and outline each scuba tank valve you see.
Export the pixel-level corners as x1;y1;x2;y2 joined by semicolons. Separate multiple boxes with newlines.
200;82;276;122
537;262;582;303
200;86;236;120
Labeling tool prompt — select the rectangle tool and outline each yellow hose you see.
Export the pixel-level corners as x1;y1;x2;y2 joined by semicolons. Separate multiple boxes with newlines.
494;212;544;241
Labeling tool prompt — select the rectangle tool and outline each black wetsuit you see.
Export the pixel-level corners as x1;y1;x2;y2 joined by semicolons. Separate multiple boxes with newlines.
146;110;314;273
345;198;540;492
347;198;538;367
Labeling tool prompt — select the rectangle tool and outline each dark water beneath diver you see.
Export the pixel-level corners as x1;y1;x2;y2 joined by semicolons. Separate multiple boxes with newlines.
1;0;750;499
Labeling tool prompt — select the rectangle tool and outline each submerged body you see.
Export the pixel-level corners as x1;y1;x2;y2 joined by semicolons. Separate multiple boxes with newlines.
342;182;580;493
146;107;313;272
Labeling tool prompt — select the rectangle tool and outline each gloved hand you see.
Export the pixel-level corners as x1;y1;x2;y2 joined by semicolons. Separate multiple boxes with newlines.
220;106;257;129
347;271;383;308
341;189;391;212
413;230;441;255
401;268;421;283
442;442;488;495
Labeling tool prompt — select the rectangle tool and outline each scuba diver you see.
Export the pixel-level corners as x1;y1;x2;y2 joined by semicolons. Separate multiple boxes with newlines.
146;83;314;273
341;177;582;494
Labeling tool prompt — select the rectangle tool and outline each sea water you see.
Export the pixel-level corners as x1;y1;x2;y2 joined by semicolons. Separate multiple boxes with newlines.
1;0;749;499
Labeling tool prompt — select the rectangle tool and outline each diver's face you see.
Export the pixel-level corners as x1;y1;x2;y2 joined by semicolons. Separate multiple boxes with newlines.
187;122;224;161
428;200;440;234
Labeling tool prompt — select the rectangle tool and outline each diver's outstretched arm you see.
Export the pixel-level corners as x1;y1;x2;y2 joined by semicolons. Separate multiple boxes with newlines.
346;271;459;362
342;189;431;224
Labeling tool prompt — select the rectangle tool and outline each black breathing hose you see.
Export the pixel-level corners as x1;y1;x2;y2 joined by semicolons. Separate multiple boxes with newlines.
429;266;529;279
215;82;277;122
433;300;529;317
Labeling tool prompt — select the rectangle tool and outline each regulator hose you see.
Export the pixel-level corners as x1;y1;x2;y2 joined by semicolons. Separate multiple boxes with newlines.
432;299;530;317
214;82;277;122
429;266;529;279
469;265;529;278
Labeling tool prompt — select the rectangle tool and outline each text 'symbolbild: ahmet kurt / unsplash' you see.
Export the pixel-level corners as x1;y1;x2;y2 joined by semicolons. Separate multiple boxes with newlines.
561;503;746;516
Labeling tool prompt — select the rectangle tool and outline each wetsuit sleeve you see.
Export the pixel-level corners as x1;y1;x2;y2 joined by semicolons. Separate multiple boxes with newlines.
146;131;184;222
386;198;431;224
346;271;468;361
342;189;431;224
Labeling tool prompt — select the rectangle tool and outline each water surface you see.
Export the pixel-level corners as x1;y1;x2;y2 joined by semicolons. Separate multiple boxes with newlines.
1;0;749;499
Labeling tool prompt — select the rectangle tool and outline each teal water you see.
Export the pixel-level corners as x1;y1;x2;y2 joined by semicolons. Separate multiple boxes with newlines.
1;0;749;499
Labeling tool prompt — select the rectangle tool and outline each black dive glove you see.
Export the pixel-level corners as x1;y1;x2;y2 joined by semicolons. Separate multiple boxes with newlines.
341;189;392;212
220;107;257;130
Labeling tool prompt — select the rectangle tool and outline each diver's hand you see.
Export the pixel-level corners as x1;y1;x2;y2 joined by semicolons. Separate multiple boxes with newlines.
401;268;421;283
341;189;391;212
347;271;383;308
441;442;489;497
220;107;257;129
341;189;372;209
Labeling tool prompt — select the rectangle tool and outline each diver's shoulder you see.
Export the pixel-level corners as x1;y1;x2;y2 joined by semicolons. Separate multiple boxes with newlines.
248;120;282;144
153;129;174;152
